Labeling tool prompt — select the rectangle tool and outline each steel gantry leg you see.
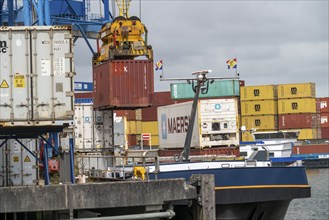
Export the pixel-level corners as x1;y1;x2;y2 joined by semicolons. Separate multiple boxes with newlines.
69;134;75;184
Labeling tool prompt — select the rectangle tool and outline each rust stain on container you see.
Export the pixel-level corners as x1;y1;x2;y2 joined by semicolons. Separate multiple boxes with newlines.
278;82;315;99
93;60;154;109
292;144;329;155
278;113;320;129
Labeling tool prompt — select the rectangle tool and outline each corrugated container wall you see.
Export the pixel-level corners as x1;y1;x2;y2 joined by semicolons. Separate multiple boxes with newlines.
278;113;320;129
292;144;329;155
240;85;277;101
170;80;243;100
241;100;278;116
278;83;315;99
278;98;316;114
93;60;154;109
0;26;74;126
297;128;321;140
241;115;278;131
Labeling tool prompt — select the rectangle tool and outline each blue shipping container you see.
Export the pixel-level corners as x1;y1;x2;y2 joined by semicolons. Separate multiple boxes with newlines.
170;80;241;100
74;82;93;92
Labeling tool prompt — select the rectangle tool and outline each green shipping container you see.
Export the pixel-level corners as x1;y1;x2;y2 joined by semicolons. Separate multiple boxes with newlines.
171;80;241;100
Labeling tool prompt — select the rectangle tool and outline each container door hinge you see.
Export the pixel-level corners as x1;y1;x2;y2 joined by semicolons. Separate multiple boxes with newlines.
65;72;75;77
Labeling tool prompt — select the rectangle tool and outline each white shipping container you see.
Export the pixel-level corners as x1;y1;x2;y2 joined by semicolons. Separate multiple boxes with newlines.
74;104;126;150
157;99;240;149
0;26;74;126
0;139;38;186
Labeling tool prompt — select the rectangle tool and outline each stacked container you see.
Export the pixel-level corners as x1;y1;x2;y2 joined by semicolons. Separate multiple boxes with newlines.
240;85;278;142
317;97;329;139
277;83;320;140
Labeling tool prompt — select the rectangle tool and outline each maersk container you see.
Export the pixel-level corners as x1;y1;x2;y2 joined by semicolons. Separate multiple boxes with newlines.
157;98;240;149
93;60;154;109
0;139;37;186
278;82;315;99
240;100;278;116
0;26;74;126
241;115;278;131
278;113;320;129
278;98;316;114
170;80;242;100
240;85;277;101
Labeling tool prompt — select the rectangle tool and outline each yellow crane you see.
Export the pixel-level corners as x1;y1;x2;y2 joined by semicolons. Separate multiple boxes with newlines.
94;0;153;64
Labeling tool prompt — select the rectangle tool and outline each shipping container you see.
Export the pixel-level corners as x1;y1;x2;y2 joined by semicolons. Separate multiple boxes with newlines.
292;144;329;155
278;82;315;99
240;100;278;116
240;85;277;101
151;91;175;106
74;104;126;150
0;139;38;186
74;82;93;92
241;132;255;142
141;106;158;121
115;110;136;121
170;80;242;100
278;98;316;114
0;26;74;126
93;60;154;109
297;128;320;140
142;121;158;135
321;128;329;139
317;97;329;113
158;98;240;149
278;113;320;129
320;113;329;128
241;115;278;131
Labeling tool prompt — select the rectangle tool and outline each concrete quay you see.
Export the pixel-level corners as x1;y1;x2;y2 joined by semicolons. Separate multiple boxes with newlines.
0;175;215;220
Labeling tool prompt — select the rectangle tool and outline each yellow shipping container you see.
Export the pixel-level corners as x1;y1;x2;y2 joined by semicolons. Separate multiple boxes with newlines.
278;82;315;99
141;121;159;135
241;115;278;131
127;121;136;134
240;85;277;101
241;100;278;116
140;135;159;147
241;132;255;142
278;98;316;114
297;128;320;140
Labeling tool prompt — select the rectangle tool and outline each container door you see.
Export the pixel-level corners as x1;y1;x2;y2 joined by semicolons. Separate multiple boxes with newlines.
114;116;126;147
31;28;74;123
0;29;31;124
82;105;94;150
9;139;37;186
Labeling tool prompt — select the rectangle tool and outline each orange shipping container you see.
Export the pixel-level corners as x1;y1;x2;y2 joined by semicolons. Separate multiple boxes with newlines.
278;98;316;114
278;82;315;99
240;85;277;101
241;100;278;116
278;113;320;129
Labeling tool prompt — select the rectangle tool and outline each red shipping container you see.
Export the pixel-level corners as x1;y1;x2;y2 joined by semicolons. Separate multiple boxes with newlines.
292;144;329;155
93;60;154;110
158;147;239;157
75;92;93;99
317;97;329;113
320;113;329;128
278;113;320;129
141;106;158;121
321;127;329;139
151;92;174;106
115;110;136;121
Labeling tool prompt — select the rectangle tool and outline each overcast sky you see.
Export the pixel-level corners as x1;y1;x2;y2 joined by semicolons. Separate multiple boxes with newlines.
74;0;329;98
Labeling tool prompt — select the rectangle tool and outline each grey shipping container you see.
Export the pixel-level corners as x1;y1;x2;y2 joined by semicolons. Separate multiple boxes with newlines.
170;80;242;100
0;26;74;126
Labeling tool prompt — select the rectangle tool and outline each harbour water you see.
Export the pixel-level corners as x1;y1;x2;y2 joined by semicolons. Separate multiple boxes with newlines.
286;168;329;220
